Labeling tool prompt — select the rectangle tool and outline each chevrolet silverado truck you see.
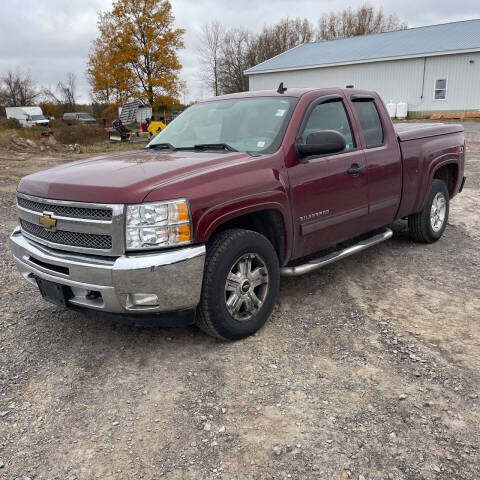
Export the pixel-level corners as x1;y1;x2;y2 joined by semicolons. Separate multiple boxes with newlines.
10;87;466;340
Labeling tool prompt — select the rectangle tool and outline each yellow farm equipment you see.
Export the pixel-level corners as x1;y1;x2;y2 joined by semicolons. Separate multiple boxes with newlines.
147;120;166;135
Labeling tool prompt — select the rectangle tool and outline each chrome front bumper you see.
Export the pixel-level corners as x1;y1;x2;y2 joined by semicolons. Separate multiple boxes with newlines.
9;227;206;315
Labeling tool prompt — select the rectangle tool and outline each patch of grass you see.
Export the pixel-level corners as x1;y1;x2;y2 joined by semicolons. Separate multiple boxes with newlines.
53;124;107;145
0;122;108;146
0;117;22;129
0;128;19;138
20;126;49;140
0;120;148;154
80;140;146;154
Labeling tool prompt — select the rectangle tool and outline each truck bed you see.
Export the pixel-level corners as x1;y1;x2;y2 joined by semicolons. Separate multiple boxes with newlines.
394;122;463;142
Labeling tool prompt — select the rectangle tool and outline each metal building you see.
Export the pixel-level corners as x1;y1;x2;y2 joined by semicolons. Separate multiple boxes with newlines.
245;19;480;117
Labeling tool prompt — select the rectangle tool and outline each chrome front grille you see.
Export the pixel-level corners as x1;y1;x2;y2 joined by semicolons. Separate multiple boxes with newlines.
17;197;112;220
16;193;124;256
20;219;112;250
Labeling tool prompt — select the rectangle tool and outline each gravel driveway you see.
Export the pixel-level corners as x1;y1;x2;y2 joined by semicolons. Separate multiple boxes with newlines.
0;124;479;480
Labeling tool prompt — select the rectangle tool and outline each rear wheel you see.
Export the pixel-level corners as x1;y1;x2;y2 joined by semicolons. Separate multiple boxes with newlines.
196;229;280;340
408;179;449;243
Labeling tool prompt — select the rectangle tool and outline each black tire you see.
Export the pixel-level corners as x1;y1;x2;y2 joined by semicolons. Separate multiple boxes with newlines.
196;229;280;340
408;179;449;243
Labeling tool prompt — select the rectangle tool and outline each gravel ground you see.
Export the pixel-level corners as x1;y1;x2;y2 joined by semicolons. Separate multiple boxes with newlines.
0;124;479;480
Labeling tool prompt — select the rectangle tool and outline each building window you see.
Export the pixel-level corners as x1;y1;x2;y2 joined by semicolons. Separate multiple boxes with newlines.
434;79;447;100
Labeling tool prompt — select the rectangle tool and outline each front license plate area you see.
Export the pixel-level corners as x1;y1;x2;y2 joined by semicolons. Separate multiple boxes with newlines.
35;277;71;307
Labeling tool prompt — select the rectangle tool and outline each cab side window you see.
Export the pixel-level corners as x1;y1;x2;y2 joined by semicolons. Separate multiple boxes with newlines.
352;100;384;148
301;100;355;151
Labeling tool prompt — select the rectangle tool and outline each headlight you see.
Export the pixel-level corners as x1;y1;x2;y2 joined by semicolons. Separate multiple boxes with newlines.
125;199;192;250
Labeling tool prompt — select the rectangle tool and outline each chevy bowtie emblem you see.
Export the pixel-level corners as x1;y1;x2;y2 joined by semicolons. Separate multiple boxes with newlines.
39;213;56;230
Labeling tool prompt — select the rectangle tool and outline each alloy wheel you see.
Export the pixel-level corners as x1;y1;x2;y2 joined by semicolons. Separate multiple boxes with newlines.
430;192;447;232
224;253;269;321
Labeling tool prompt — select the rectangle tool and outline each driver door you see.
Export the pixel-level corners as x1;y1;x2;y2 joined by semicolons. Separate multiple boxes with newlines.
287;95;369;259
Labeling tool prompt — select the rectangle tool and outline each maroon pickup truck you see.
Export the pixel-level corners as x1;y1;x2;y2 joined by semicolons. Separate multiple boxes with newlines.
10;87;466;340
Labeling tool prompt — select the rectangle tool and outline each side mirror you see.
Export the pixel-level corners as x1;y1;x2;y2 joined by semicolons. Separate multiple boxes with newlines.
296;130;347;160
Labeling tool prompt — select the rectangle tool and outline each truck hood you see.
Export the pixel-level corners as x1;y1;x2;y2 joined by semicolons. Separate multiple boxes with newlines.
17;148;252;204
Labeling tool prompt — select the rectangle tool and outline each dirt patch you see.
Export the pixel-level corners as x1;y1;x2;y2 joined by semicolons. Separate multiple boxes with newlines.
0;122;479;480
0;133;80;155
450;188;480;240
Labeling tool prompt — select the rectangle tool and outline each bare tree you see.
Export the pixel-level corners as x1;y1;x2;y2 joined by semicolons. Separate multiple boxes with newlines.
57;72;77;110
42;72;78;110
201;6;406;95
214;19;314;96
0;69;39;107
217;28;252;95
198;21;224;96
248;18;314;66
317;4;407;41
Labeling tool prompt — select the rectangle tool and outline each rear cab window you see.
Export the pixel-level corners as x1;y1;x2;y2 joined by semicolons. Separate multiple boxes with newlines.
352;100;385;148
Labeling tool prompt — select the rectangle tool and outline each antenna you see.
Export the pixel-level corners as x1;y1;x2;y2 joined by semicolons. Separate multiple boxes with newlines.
277;82;287;94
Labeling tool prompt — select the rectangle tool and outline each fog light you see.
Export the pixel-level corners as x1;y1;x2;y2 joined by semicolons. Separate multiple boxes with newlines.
127;293;159;307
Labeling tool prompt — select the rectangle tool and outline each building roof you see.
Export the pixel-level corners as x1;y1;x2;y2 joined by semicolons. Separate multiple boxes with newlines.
245;19;480;75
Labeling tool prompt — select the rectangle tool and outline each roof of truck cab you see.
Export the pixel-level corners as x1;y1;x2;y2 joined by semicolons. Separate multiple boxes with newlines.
202;87;378;102
202;88;318;101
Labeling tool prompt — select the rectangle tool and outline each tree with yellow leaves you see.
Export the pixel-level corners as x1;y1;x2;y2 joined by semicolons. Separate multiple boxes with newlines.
87;0;184;109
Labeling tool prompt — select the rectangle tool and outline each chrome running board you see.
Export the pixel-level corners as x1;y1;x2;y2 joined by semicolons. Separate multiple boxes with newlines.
280;228;393;277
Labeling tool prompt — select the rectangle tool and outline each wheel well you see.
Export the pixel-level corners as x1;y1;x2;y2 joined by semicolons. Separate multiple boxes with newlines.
433;163;458;198
209;210;286;264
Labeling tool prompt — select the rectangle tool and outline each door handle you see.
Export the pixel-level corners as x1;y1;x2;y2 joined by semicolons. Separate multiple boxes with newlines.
347;165;366;175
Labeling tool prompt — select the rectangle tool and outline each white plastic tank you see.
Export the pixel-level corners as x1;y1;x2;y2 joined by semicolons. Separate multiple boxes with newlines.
396;101;408;119
386;101;397;118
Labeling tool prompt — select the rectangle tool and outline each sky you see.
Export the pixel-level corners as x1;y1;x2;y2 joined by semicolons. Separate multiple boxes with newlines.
1;0;479;104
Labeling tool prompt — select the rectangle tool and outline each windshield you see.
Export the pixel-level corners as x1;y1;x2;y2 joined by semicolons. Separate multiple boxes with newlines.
77;113;94;119
148;96;297;153
30;115;46;121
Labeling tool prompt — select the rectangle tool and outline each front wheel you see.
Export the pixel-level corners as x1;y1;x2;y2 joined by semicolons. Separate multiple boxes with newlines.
408;179;449;243
196;229;280;340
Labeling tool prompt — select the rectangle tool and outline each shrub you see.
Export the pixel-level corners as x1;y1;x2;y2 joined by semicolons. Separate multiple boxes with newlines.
0;117;22;129
39;101;62;120
21;127;43;141
53;124;107;145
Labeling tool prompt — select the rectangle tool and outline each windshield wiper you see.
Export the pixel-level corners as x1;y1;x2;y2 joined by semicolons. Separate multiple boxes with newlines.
148;142;239;153
147;142;176;151
193;143;237;152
